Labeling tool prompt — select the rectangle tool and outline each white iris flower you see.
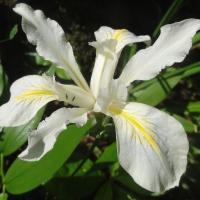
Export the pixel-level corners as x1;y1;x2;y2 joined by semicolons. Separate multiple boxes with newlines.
0;3;200;192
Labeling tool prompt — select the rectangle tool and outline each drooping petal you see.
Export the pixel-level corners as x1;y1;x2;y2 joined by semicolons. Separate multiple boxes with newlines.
19;107;88;161
13;3;90;92
119;19;200;86
89;40;118;98
97;79;128;113
95;26;151;53
0;75;58;128
108;102;188;192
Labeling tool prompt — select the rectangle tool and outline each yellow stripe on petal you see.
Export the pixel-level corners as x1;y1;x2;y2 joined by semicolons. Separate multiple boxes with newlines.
13;89;56;102
113;29;126;40
109;106;161;154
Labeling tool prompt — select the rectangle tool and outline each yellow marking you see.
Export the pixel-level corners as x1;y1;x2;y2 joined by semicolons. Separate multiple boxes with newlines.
109;106;161;154
113;29;126;40
14;90;56;102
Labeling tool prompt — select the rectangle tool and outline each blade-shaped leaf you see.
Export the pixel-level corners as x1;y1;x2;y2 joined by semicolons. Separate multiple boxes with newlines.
4;119;95;194
162;102;200;114
0;25;18;43
130;61;200;94
135;75;181;106
9;25;18;40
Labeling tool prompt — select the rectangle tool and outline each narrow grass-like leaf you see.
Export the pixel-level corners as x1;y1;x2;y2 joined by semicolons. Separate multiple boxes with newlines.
9;25;18;40
181;66;200;78
0;25;18;43
4;119;95;194
131;62;200;93
135;75;181;106
162;102;200;114
153;0;183;38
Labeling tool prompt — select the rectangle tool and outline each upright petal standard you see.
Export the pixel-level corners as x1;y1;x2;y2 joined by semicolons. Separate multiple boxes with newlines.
0;2;199;192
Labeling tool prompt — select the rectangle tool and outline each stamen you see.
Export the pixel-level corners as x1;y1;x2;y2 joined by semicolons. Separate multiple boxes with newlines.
72;96;75;101
66;94;68;99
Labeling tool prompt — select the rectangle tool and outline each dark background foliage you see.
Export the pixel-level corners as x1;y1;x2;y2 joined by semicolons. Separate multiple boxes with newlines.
1;0;200;83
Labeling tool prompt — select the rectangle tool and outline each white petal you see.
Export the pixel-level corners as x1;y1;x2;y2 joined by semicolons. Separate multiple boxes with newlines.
54;82;95;109
109;102;188;192
97;79;128;114
0;75;57;128
95;26;151;53
19;107;88;161
89;40;118;98
120;19;200;86
13;3;90;92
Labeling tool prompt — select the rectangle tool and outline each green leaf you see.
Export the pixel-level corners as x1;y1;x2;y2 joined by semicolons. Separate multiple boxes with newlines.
162;102;200;114
131;62;200;93
26;52;51;66
113;185;140;200
173;114;194;133
45;152;104;199
94;181;113;200
135;75;181;106
0;106;46;156
4;119;95;194
9;25;18;40
88;142;118;173
192;32;200;44
181;66;200;78
115;167;151;195
0;25;18;43
187;102;200;113
0;193;8;200
56;68;71;80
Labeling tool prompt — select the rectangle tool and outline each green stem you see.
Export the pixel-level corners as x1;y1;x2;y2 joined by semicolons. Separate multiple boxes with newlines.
0;39;10;44
0;154;4;181
0;153;5;193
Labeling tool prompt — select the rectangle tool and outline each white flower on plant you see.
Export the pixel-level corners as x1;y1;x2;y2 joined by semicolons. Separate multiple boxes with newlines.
0;3;199;192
